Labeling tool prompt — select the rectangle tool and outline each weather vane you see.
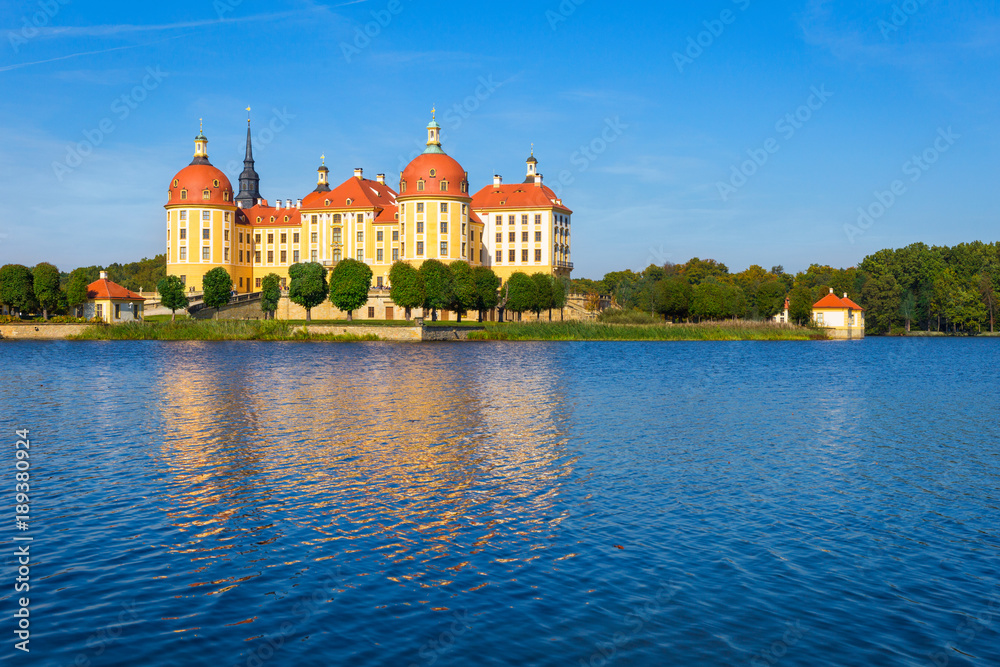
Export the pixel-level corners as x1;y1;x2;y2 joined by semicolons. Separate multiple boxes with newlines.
531;143;534;157
431;105;436;120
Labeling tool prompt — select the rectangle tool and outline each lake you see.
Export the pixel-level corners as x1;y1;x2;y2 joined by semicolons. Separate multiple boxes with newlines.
1;339;997;666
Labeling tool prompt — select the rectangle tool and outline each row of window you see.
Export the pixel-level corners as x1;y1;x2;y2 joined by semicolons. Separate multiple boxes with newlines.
494;249;545;263
400;179;468;194
175;210;233;222
496;231;546;243
169;187;229;202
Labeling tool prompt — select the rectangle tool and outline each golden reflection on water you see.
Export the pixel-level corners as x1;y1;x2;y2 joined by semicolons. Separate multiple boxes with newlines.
152;343;574;601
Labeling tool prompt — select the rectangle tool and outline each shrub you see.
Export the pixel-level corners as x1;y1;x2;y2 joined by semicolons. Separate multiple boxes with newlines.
597;309;658;325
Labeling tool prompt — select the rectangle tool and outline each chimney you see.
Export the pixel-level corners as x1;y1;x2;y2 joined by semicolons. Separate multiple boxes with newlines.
829;288;834;294
296;199;302;207
275;199;282;209
534;174;543;186
355;168;363;179
286;199;292;208
844;293;848;299
100;271;108;280
494;174;502;187
376;174;385;185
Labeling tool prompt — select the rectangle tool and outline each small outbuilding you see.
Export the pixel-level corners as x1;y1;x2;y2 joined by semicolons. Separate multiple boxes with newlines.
85;272;145;323
813;289;864;339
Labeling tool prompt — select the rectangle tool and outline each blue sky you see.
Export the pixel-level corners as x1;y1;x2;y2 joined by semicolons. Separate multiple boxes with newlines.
0;0;997;278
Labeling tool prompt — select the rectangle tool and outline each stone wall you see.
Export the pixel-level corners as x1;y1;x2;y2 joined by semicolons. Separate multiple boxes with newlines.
294;325;423;341
0;324;95;340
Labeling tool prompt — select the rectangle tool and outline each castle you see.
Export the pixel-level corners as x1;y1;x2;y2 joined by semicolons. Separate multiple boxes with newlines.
165;113;573;294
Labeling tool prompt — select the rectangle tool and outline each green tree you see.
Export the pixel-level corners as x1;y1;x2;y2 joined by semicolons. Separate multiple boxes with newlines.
0;264;36;316
448;261;477;322
755;280;786;320
32;262;61;320
788;284;814;325
899;290;917;333
328;259;372;321
156;275;188;321
66;268;92;318
472;266;500;322
202;267;233;318
288;262;329;322
690;282;727;321
861;272;902;334
657;276;692;322
680;257;729;285
389;261;425;320
948;281;987;333
552;275;569;321
505;272;537;321
979;273;997;333
531;272;555;319
260;273;281;320
419;259;454;321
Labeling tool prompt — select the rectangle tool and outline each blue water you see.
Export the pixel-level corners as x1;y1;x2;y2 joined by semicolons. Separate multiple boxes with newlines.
1;339;998;666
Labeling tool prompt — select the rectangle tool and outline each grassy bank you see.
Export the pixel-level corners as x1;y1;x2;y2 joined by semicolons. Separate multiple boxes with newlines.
70;320;378;341
468;321;827;341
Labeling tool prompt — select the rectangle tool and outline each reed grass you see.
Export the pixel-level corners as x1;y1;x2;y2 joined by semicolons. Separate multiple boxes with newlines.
468;320;826;341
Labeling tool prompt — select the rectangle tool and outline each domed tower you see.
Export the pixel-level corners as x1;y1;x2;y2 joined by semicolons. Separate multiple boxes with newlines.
397;110;483;267
165;124;243;294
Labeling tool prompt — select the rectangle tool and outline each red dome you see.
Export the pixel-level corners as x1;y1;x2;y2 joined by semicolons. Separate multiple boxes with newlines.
400;153;468;197
167;164;234;207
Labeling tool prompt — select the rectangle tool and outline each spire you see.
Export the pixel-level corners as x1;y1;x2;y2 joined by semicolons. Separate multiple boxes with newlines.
190;121;210;166
315;154;331;193
235;109;261;208
424;107;444;154
524;148;539;182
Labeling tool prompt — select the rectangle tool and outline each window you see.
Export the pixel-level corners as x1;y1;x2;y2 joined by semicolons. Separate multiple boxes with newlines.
440;222;448;234
440;180;448;192
224;229;230;241
377;249;384;262
95;304;103;319
173;179;179;187
179;247;187;260
509;249;516;262
312;231;319;243
256;278;262;288
239;250;243;263
357;231;363;243
440;242;448;256
281;278;287;289
356;249;363;261
535;231;542;242
180;228;187;240
202;247;210;260
417;180;425;191
280;233;287;244
440;203;448;214
462;204;468;216
535;214;542;225
522;214;528;225
462;242;467;257
368;307;376;318
400;181;406;192
203;189;210;200
417;241;424;256
280;250;287;263
496;232;502;243
311;250;318;262
417;221;424;234
522;249;529;262
392;248;399;261
225;212;232;222
267;233;274;244
267;250;274;263
355;212;363;222
224;248;230;261
180;189;188;200
392;230;399;242
509;215;516;225
461;182;467;193
496;250;502;263
223;191;230;202
334;249;342;262
180;275;186;285
377;230;384;242
201;210;209;221
509;232;516;243
522;231;529;242
255;251;261;262
293;250;300;263
311;215;318;224
462;223;466;236
239;277;243;288
255;234;261;243
203;228;210;240
816;313;825;325
333;214;341;224
180;210;187;221
416;203;424;213
293;233;299;243
377;277;384;288
535;249;542;262
115;304;121;319
429;169;436;178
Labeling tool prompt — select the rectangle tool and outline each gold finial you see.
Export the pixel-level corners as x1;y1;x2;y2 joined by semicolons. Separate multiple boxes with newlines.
531;143;534;157
246;106;251;125
431;105;436;120
321;154;325;166
199;118;203;133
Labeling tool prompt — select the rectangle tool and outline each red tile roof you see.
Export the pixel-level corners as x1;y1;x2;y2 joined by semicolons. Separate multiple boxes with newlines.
814;293;864;311
238;202;302;227
400;153;468;195
472;182;573;213
166;164;234;207
87;278;144;302
301;176;398;212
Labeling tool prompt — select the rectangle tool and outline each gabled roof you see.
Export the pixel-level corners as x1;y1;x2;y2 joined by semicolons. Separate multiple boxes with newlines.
301;176;398;211
472;182;572;213
87;278;144;302
814;293;864;311
238;201;302;227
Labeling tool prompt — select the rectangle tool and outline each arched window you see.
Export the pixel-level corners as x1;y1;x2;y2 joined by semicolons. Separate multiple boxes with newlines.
429;169;437;178
167;191;172;201
202;189;211;199
400;181;407;192
180;189;188;200
440;180;449;192
325;199;331;206
417;180;425;192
